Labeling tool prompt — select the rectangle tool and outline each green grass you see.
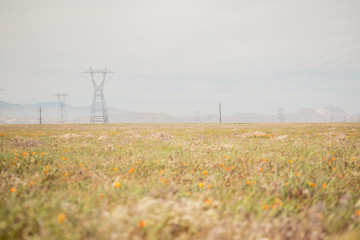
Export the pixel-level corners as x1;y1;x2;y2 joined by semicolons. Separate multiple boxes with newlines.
0;123;359;239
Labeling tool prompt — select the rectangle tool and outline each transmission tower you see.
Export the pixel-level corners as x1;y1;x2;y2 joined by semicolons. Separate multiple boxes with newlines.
55;93;68;124
278;108;285;123
83;68;114;123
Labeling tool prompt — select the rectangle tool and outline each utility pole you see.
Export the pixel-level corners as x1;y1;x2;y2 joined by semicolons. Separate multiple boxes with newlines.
55;93;68;124
219;102;222;123
83;68;114;123
39;107;42;124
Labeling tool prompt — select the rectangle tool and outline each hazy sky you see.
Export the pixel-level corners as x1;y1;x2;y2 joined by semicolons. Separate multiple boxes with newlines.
1;0;360;115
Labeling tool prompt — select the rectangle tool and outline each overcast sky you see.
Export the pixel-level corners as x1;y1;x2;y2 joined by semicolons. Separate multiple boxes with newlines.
1;0;359;115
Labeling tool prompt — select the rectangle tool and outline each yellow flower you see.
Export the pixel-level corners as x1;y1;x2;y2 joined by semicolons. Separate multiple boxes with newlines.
58;213;66;223
203;171;207;176
114;182;121;188
113;168;117;171
199;182;204;188
10;188;16;193
259;168;263;172
288;160;292;163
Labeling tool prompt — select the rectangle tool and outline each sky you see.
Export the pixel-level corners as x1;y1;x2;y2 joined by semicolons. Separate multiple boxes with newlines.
0;0;360;116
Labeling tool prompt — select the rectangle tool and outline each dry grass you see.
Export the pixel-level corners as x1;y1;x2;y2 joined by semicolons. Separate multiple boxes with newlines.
0;123;359;240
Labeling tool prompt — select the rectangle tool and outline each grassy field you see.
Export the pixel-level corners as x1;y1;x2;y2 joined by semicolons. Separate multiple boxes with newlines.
0;123;360;240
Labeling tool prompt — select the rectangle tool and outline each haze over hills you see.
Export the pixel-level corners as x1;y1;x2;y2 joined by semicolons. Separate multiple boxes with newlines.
0;101;358;124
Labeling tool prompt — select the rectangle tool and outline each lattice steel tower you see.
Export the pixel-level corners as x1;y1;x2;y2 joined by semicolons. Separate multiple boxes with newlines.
55;93;68;124
278;107;285;123
83;68;114;123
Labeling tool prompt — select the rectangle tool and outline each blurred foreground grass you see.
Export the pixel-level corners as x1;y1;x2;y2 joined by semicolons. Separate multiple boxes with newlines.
0;123;359;240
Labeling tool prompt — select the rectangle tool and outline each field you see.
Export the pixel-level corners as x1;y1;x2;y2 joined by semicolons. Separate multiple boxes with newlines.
1;123;360;240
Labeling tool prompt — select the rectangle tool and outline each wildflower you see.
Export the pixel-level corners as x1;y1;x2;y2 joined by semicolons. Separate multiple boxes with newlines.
113;168;117;171
183;163;188;166
264;204;269;210
199;182;204;188
225;167;230;171
58;213;66;223
12;161;16;166
355;210;360;216
64;173;68;177
114;182;121;188
264;159;268;162
10;188;16;193
128;168;135;173
61;156;67;161
285;182;289;186
207;184;211;189
79;164;83;167
322;182;327;189
331;157;335;161
308;182;316;188
205;199;212;204
44;170;49;175
29;182;34;187
252;180;256;184
203;171;207;176
288;160;292;163
185;191;191;196
138;220;146;228
246;181;250;185
259;168;263;172
160;178;168;184
99;193;104;198
220;164;224;168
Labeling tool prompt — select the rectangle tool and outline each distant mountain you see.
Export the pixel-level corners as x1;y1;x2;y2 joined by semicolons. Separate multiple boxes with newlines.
0;100;358;124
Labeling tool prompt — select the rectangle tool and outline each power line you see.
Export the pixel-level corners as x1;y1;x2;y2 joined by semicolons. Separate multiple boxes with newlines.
246;57;360;91
237;49;360;92
237;38;360;90
284;38;360;71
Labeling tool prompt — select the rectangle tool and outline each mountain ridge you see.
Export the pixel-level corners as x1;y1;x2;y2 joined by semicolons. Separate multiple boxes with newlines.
0;101;358;124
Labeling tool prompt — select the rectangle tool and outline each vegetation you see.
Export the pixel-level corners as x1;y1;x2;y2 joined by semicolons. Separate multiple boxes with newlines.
1;123;359;240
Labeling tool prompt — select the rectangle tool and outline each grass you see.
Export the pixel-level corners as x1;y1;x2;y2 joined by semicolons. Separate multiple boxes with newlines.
0;123;359;240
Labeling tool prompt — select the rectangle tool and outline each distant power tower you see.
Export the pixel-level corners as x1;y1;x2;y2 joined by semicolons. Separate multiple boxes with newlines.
83;68;114;123
55;93;68;124
278;108;285;123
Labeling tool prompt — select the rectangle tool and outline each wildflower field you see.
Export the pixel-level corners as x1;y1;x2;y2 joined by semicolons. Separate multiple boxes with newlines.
1;123;360;240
